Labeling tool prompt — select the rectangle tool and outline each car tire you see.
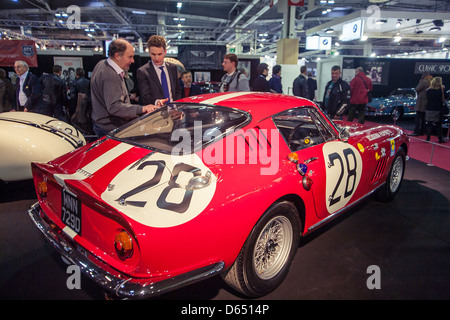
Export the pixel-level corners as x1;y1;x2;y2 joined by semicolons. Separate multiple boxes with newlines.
376;147;405;202
221;201;301;298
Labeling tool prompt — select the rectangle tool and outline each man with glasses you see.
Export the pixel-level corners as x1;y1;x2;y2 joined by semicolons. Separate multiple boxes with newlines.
220;54;250;92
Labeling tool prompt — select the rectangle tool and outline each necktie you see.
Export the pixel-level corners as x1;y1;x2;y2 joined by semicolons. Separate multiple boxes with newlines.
159;66;170;102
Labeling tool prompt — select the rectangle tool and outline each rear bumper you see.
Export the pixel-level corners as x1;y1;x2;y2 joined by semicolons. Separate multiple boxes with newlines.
28;202;224;299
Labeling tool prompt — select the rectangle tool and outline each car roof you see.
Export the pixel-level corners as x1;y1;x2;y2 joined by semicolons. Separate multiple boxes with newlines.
178;92;316;122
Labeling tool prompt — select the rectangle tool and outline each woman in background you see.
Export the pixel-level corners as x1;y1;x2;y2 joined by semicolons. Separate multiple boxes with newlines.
425;76;446;143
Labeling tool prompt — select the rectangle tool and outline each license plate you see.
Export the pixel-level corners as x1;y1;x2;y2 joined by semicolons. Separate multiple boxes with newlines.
61;189;82;235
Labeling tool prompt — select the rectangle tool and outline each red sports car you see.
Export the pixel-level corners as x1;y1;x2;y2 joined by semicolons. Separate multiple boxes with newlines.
28;92;409;299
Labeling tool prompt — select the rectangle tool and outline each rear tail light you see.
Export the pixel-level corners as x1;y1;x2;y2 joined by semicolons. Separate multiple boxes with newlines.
114;230;133;261
37;180;48;198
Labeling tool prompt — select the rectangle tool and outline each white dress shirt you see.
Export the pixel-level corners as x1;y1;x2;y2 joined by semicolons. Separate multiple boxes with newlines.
152;61;173;102
18;71;29;107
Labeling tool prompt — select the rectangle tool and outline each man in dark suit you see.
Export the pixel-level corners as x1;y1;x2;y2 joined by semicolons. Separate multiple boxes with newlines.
292;65;308;98
40;64;66;120
137;35;181;105
180;70;202;98
14;60;43;113
90;38;159;138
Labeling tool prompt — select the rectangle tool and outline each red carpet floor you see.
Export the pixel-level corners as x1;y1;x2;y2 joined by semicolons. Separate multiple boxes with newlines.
349;118;450;172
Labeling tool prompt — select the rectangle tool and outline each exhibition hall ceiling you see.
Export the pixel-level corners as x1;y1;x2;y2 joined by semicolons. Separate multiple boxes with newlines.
0;0;448;58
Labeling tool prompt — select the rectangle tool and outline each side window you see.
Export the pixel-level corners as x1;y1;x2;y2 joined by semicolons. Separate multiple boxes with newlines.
273;107;336;151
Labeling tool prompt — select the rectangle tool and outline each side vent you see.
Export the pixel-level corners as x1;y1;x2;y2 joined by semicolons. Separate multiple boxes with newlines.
236;126;271;151
371;157;388;184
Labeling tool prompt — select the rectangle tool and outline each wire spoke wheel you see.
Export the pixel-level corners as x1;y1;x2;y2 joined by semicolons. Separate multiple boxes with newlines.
253;216;293;280
389;155;404;193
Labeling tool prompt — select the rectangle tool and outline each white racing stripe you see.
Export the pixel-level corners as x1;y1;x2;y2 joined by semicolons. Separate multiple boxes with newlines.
201;92;253;105
54;142;134;188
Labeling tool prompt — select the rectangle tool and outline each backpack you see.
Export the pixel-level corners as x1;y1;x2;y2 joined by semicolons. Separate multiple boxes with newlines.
71;92;95;135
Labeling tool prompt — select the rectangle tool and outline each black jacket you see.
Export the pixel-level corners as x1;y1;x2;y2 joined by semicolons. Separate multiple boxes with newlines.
180;83;203;98
40;73;65;107
293;74;308;98
426;88;444;112
322;78;351;117
69;76;90;111
251;75;271;92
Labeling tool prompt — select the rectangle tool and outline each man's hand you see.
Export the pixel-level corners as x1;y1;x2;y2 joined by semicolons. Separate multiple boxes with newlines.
156;98;169;107
142;104;158;114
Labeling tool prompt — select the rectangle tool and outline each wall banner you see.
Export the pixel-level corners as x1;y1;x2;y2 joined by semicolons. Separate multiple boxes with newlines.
414;62;450;74
0;40;38;67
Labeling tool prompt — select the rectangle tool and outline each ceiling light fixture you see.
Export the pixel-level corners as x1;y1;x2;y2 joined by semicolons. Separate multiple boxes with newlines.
430;27;441;32
437;37;446;43
396;20;402;28
325;28;334;34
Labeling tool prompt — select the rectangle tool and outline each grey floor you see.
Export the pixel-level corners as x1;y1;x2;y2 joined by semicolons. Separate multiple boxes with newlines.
0;157;449;301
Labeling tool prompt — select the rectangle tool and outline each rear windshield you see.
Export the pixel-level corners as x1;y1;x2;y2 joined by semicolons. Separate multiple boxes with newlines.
111;103;250;154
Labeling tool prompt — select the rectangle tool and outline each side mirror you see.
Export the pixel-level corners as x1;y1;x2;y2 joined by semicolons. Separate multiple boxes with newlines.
339;127;350;142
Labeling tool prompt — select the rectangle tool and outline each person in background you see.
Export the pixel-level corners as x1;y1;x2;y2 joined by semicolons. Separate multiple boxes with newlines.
0;69;14;112
306;72;317;101
322;65;351;119
293;65;308;98
219;53;250;92
180;70;202;98
251;63;271;92
13;60;43;113
69;68;90;117
348;67;372;124
0;77;4;112
137;35;181;106
425;76;446;143
40;64;66;119
411;71;432;136
90;38;161;138
269;65;282;93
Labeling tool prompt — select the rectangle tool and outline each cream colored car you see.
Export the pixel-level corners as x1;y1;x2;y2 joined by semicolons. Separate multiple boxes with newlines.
0;112;86;181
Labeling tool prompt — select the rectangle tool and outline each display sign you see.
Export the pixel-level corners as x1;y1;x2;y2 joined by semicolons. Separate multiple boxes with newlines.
53;57;83;85
319;36;332;50
414;62;450;74
0;40;38;67
360;60;390;85
341;19;364;41
178;45;226;70
306;36;332;50
306;35;319;50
